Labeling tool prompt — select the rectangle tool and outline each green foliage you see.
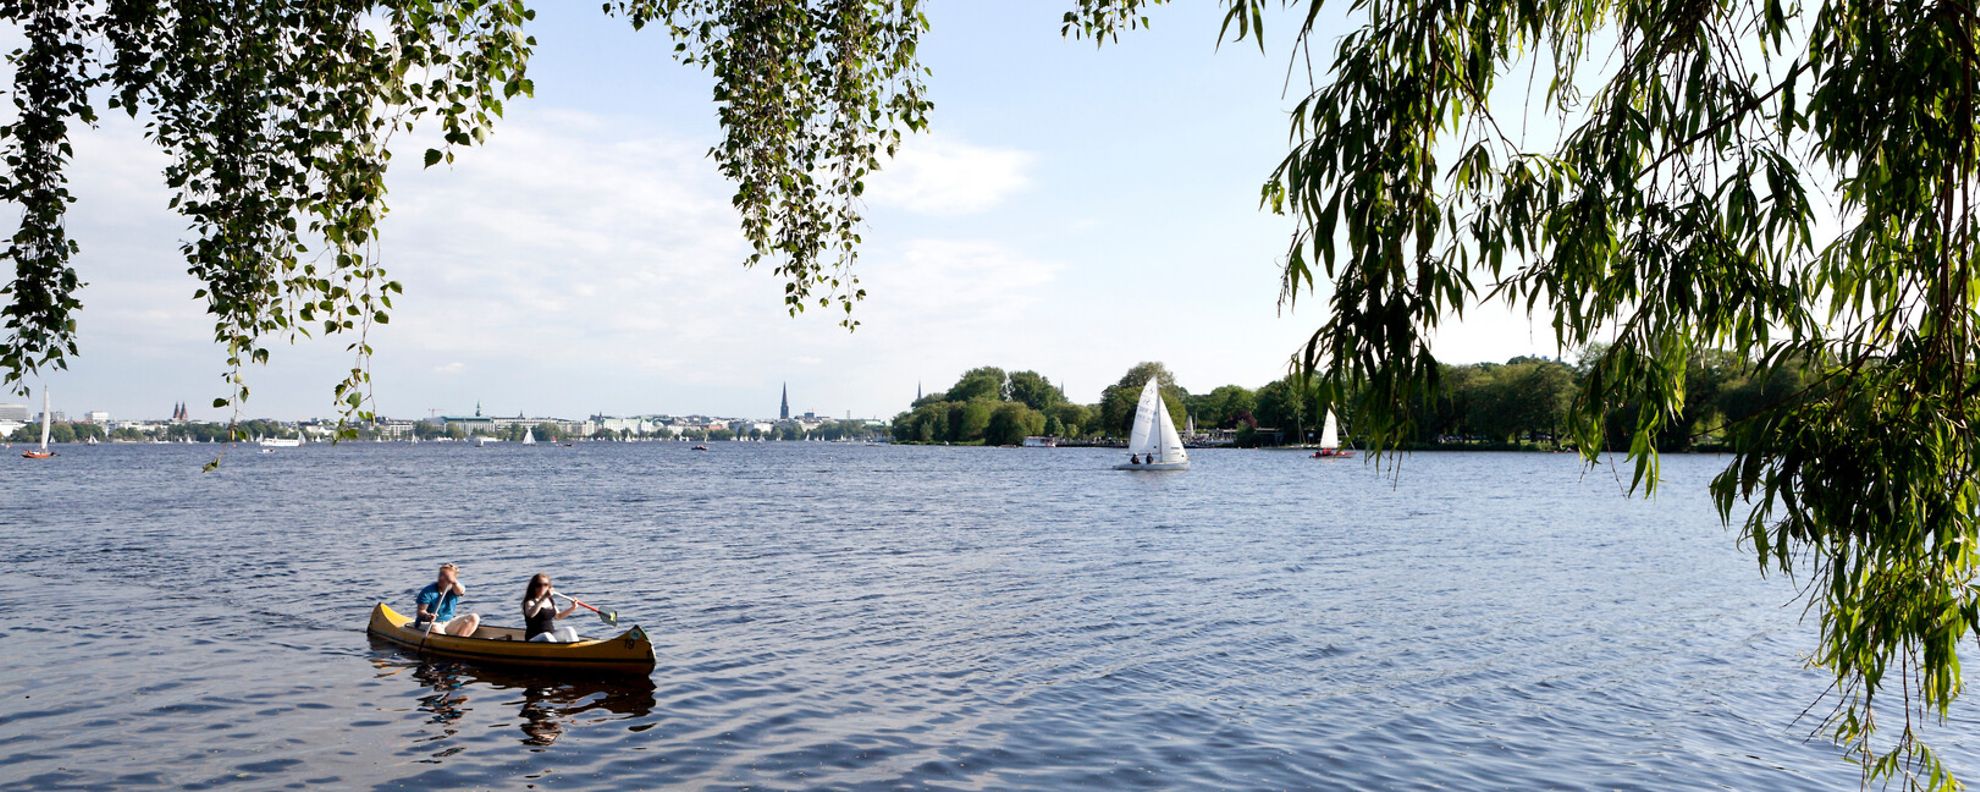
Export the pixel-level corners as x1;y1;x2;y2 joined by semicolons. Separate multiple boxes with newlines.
1188;384;1257;429
4;0;930;431
948;400;992;441
605;0;931;329
891;366;1055;444
945;366;1008;402
1251;376;1306;435
1048;403;1091;438
0;1;536;438
983;402;1046;446
1098;361;1186;436
1006;370;1066;410
1145;0;1980;780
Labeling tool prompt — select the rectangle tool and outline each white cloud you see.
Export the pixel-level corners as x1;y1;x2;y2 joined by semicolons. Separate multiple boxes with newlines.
865;134;1034;215
861;238;1058;318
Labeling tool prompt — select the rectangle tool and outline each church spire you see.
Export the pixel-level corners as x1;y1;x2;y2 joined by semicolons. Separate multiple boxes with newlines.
780;382;790;420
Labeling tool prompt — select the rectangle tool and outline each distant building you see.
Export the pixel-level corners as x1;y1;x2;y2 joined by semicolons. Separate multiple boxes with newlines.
0;403;25;422
85;410;109;425
595;416;653;435
171;402;189;422
780;383;790;421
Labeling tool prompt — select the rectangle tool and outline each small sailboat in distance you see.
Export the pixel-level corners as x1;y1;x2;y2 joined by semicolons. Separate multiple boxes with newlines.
522;427;537;446
1312;409;1354;458
22;388;53;459
1115;379;1188;471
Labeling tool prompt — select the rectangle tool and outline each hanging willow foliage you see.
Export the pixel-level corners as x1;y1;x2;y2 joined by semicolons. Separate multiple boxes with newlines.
0;0;537;432
0;0;927;429
1076;0;1979;786
606;0;931;327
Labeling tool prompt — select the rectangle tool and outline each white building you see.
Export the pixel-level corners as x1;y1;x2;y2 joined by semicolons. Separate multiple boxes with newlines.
595;416;654;435
0;403;27;422
85;410;109;425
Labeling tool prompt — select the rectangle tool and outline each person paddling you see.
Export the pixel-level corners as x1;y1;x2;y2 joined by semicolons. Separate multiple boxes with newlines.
522;573;582;643
414;562;481;636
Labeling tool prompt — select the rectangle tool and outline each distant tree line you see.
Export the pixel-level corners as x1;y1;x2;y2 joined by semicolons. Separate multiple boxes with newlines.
891;367;1069;445
896;350;1808;450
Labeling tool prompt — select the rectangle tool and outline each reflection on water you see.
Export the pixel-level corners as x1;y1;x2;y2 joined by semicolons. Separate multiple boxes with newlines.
370;638;658;750
5;444;1979;788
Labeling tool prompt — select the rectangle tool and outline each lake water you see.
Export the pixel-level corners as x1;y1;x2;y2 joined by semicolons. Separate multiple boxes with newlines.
1;443;1973;789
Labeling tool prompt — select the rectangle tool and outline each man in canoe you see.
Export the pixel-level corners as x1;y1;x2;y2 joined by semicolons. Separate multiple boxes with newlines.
413;562;481;636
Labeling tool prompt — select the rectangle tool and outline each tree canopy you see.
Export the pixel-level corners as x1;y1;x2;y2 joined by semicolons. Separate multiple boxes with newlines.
0;0;925;429
1098;361;1187;436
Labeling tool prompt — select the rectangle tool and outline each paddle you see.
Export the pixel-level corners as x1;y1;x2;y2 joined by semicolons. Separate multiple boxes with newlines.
552;591;619;627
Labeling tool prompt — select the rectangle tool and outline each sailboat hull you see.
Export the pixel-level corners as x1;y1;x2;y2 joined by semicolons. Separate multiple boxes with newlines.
1114;460;1189;471
21;450;52;459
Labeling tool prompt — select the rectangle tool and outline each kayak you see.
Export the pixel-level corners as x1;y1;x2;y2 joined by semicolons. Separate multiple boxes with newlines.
366;602;655;675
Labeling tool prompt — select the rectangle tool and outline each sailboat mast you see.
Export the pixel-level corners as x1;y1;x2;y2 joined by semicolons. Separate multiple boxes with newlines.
39;389;51;450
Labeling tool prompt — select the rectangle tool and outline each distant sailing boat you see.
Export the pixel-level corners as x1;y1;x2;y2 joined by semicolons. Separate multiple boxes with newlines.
1115;379;1189;471
522;427;536;445
1313;409;1354;458
21;389;53;459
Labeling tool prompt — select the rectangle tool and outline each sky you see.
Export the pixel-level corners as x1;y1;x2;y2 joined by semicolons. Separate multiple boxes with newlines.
20;2;1562;422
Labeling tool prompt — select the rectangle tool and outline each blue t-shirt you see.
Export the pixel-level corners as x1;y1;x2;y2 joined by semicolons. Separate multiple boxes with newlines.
415;583;459;624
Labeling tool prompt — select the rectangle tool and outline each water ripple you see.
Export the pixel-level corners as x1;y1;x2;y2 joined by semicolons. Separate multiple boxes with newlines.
0;445;1973;789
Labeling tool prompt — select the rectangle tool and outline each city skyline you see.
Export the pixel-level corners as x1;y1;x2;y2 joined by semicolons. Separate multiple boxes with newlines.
0;380;890;425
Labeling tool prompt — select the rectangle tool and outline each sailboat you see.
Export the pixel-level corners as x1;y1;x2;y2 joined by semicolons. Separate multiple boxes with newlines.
1313;409;1354;458
1115;379;1189;471
21;389;53;459
522;427;536;446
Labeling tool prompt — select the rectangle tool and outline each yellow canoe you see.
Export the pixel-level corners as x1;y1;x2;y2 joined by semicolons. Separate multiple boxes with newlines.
366;602;655;675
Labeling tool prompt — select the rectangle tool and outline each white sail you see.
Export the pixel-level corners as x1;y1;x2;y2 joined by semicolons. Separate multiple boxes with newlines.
1319;410;1340;450
1128;379;1159;455
38;389;51;451
523;427;536;445
1156;397;1188;463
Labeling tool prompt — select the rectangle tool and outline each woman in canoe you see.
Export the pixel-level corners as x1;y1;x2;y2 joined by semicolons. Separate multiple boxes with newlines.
522;573;582;643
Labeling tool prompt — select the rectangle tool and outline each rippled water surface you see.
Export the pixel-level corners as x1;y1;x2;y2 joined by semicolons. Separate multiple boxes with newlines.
2;443;1975;789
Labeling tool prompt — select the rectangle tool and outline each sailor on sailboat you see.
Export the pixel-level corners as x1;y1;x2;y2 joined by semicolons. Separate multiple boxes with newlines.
21;388;53;459
1115;379;1189;471
1312;409;1354;458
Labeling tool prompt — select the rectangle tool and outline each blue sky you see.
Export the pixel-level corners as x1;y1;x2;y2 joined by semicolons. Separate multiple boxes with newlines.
25;2;1557;421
